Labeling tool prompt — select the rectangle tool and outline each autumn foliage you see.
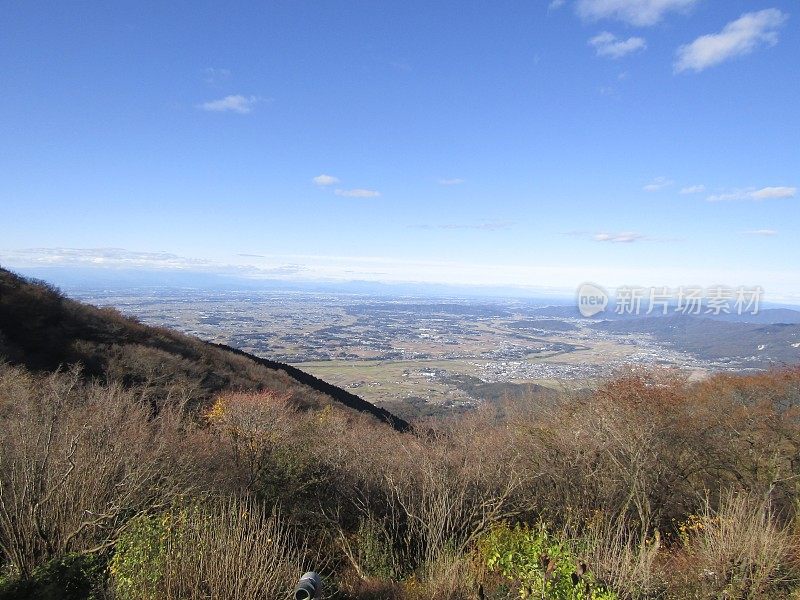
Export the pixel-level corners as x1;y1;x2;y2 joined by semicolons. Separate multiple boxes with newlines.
2;364;800;598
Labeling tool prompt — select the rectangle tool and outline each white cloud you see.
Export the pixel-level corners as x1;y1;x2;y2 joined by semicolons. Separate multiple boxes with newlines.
0;247;308;278
549;0;567;10
707;186;796;202
643;176;673;192
745;229;778;236
198;94;259;114
593;231;646;243
313;174;340;186
576;0;698;26
675;9;788;73
438;178;465;185
680;184;705;194
707;190;748;202
589;32;647;58
334;188;381;198
751;186;796;200
0;248;213;270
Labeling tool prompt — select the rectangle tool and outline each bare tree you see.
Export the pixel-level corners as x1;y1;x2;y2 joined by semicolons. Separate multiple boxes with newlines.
0;365;194;578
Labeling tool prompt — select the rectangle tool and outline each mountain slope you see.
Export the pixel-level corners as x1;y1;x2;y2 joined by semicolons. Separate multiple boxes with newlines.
592;314;800;366
0;267;409;431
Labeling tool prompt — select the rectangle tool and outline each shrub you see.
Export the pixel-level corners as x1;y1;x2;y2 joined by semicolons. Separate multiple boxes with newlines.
110;498;306;600
0;365;193;579
0;553;106;600
478;522;617;599
406;549;477;600
347;419;523;576
569;516;663;599
343;516;400;580
109;513;170;600
666;493;799;598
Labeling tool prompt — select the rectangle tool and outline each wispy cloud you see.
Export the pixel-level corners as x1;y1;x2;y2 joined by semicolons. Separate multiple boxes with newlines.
707;186;796;202
592;231;647;243
751;186;796;200
203;67;231;85
315;175;380;198
643;176;673;192
0;247;308;278
198;94;259;114
313;174;340;186
334;188;381;198
437;178;465;185
565;230;652;243
548;0;567;10
576;0;698;26
413;220;513;231
675;9;788;73
680;184;705;194
744;229;778;236
589;32;646;58
598;85;617;97
0;248;212;270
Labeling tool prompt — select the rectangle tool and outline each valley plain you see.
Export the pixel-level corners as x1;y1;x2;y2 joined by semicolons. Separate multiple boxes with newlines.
68;287;800;417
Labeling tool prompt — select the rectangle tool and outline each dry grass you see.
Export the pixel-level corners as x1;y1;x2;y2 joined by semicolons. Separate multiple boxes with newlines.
569;516;664;599
2;360;800;599
159;499;307;600
0;365;194;580
666;493;800;599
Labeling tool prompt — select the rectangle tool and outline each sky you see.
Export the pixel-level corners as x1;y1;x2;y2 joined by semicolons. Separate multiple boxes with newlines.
1;1;799;300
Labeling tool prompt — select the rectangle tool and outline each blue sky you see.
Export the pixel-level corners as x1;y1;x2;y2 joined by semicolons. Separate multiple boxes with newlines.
1;1;798;300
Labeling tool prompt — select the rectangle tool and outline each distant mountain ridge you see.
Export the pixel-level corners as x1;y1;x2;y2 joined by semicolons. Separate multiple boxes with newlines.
0;266;409;431
532;304;800;325
591;314;800;367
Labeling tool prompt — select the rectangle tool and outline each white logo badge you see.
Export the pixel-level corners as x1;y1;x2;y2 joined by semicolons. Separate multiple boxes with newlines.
577;282;608;317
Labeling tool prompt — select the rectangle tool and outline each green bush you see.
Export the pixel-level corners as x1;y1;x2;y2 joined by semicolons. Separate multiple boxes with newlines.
355;517;399;580
109;501;304;600
478;523;616;599
109;513;170;600
0;553;106;600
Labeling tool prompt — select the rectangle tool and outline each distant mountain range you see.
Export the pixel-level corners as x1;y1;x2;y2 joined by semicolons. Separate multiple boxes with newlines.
7;266;574;301
532;304;800;325
591;315;800;367
525;303;800;367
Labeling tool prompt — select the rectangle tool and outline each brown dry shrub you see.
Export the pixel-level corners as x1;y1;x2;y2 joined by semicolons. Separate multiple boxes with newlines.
161;500;304;600
567;515;665;599
665;493;799;599
506;369;800;535
0;364;195;579
322;406;524;599
336;574;407;600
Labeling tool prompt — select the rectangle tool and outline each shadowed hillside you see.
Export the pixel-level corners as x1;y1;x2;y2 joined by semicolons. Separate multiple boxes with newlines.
0;267;408;430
